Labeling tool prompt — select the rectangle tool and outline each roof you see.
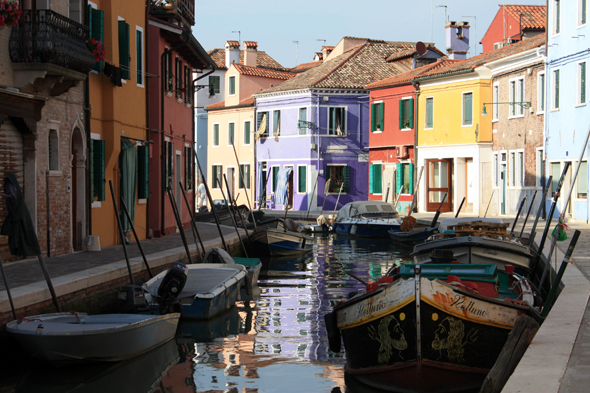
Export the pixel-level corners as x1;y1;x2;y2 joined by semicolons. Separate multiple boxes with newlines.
205;96;255;111
415;34;545;81
366;58;460;89
207;48;286;70
257;41;424;94
232;63;294;80
385;44;444;62
502;4;546;30
290;61;322;73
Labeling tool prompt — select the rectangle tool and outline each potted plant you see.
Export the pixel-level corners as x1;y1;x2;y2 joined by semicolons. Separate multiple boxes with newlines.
0;1;22;28
86;38;105;62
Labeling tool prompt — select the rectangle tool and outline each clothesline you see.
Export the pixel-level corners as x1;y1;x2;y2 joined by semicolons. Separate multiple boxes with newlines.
100;58;160;79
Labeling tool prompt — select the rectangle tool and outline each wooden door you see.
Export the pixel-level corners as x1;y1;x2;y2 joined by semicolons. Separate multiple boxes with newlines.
426;159;452;212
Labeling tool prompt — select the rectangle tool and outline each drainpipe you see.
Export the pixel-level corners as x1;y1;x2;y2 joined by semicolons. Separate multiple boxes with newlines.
192;67;216;214
84;0;92;239
412;80;420;213
160;29;191;236
145;0;150;237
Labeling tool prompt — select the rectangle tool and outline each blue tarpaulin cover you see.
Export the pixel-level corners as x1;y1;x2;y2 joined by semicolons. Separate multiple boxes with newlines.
274;167;292;206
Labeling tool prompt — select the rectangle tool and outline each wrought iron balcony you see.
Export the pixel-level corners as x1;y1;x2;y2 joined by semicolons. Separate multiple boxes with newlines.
9;10;96;76
150;0;195;27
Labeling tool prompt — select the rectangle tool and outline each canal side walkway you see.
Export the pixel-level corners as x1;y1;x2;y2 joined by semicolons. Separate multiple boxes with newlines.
0;210;589;392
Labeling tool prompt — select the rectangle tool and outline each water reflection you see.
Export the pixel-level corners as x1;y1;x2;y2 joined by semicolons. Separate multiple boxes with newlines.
4;234;413;393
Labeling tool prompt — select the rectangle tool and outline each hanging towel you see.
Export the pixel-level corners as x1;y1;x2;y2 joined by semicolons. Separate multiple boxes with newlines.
111;66;123;87
103;62;113;77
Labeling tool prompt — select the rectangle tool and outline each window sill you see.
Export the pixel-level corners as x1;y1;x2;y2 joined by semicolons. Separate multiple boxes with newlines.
550;108;560;112
537;110;545;115
492;119;499;123
461;124;473;127
138;198;147;205
424;127;433;130
372;130;383;134
212;145;220;148
48;170;62;176
575;103;587;108
508;115;525;120
401;128;412;132
92;201;102;208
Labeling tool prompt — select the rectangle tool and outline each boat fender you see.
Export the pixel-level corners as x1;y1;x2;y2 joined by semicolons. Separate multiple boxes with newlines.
447;275;461;284
324;312;341;353
366;281;379;292
505;265;515;274
350;224;357;236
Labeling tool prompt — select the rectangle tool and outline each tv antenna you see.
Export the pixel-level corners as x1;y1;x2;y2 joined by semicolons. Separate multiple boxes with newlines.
232;31;241;46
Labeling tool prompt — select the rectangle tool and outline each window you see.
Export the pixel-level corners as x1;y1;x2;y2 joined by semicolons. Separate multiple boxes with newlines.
164;50;173;91
239;164;250;189
48;128;59;171
88;5;104;72
551;162;561;195
578;62;586;105
536;148;545;188
228;75;236;95
552;69;560;110
509;77;525;117
184;146;193;190
518;151;524;187
298;108;307;135
493;83;499;120
328;107;346;136
369;164;383;194
243;121;251;145
136;27;143;86
165;141;173;190
493;153;499;187
554;0;561;35
118;19;130;80
371;102;385;132
257;111;269;138
138;144;149;199
396;163;414;194
209;75;220;94
91;138;105;201
213;124;219;146
326;165;350;193
184;65;192;105
271;166;280;192
175;58;183;99
297;165;307;193
577;161;588;198
425;98;433;128
399;98;414;129
212;165;222;189
228;122;235;145
538;72;546;113
273;110;281;138
462;92;473;125
581;0;588;26
510;152;516;186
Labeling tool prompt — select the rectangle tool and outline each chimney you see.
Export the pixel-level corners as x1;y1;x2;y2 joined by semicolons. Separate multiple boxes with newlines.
322;46;334;62
244;41;258;67
225;40;240;68
445;21;470;60
313;52;323;62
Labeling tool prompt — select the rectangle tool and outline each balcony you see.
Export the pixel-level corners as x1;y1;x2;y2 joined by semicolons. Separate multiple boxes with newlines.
150;0;195;28
9;10;96;90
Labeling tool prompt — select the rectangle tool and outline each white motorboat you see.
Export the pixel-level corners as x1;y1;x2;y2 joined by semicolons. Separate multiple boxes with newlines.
332;201;403;237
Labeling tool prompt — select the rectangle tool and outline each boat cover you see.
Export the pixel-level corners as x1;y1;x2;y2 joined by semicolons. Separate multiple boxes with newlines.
335;201;397;221
439;217;504;231
274;167;292;205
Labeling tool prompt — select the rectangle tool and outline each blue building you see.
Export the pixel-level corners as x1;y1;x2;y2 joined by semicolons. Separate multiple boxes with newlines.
546;0;590;220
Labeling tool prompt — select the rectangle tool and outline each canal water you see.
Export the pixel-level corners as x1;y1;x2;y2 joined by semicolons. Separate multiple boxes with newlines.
2;234;414;393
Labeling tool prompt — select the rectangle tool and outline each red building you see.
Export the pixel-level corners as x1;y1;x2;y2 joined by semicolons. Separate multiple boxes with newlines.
480;4;545;54
147;2;216;237
366;54;448;213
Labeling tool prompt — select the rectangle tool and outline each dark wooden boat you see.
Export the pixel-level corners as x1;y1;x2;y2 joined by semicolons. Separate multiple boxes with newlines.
326;263;536;393
389;226;438;246
249;220;313;257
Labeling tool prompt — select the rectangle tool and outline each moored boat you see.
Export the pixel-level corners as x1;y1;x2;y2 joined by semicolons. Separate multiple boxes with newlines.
389;226;438;246
326;263;536;392
332;201;403;237
249;227;313;257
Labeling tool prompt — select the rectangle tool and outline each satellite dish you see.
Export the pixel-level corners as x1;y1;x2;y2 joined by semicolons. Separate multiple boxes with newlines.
416;41;427;56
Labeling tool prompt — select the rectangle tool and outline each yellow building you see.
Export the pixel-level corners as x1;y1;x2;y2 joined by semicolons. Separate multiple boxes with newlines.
88;0;148;247
205;41;293;208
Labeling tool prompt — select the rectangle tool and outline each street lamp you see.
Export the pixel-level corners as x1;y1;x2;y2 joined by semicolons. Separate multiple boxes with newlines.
481;101;531;116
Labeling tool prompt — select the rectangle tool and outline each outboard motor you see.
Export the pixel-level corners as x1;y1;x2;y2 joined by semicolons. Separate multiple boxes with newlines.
118;285;151;313
157;262;188;315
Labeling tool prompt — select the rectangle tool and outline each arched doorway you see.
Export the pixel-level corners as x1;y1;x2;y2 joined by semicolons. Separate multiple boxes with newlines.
71;123;86;251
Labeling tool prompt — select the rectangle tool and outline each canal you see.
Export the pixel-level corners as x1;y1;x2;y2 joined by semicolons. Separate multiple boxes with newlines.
2;234;413;393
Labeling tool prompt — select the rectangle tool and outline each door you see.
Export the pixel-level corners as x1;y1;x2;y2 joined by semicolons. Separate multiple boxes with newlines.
383;164;395;202
175;152;182;217
466;158;474;213
563;161;572;215
426;159;452;212
501;164;507;214
227;167;235;202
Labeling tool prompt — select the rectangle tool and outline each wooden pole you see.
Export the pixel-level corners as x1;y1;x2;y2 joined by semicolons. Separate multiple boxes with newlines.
0;255;17;320
530;176;553;240
166;187;193;264
223;174;249;257
120;196;153;278
483;191;494;218
510;195;527;235
455;196;466;218
332;183;345;219
519;190;537;239
430;192;447;228
305;173;319;221
109;180;134;285
179;182;206;260
409;166;424;213
231;143;257;226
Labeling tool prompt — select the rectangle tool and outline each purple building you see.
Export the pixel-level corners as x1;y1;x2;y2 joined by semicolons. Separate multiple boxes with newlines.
254;37;434;213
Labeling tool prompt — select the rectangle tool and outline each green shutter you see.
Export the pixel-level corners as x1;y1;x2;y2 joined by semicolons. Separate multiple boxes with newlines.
426;98;433;128
244;121;250;144
408;98;414;129
582;63;586;103
343;166;350;193
298;166;306;193
371;104;377;131
246;164;250;189
399;100;404;129
137;145;149;199
90;7;104;72
136;30;142;84
118;21;130;80
583;0;587;24
369;164;375;193
396;163;402;193
408;163;414;194
379;102;385;130
464;93;473;125
92;139;105;201
555;70;560;108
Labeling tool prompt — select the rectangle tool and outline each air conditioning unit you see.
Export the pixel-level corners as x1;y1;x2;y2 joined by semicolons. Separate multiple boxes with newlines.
493;42;503;50
311;142;317;151
395;146;409;159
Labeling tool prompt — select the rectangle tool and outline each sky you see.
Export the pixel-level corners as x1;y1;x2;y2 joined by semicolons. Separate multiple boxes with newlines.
192;0;546;69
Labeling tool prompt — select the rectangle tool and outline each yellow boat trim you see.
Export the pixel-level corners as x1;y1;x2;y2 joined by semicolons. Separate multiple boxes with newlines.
421;296;514;330
340;295;416;330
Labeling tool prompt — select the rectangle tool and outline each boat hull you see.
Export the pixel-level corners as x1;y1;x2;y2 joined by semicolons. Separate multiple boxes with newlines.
335;277;526;393
389;227;438;246
6;313;180;363
250;228;313;257
333;220;401;237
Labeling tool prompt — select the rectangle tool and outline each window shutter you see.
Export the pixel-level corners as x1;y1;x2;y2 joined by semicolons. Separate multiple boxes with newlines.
166;141;173;190
371;104;376;131
246;164;250;189
396;163;402;193
398;100;404;129
582;63;586;103
136;30;142;84
408;163;414;194
90;7;104;72
379;102;384;130
464;93;473;125
343;166;350;193
137;145;149;198
369;164;375;193
298;166;306;193
118;21;130;80
583;0;587;24
92;139;105;201
244;121;250;144
408;98;414;129
555;70;560;108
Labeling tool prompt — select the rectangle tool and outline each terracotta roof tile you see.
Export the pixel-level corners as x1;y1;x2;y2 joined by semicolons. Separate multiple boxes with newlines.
232;63;295;80
206;48;286;70
415;34;545;80
205;96;255;111
385;44;445;62
290;61;322;73
366;58;460;89
258;41;431;94
205;100;226;110
503;4;546;30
